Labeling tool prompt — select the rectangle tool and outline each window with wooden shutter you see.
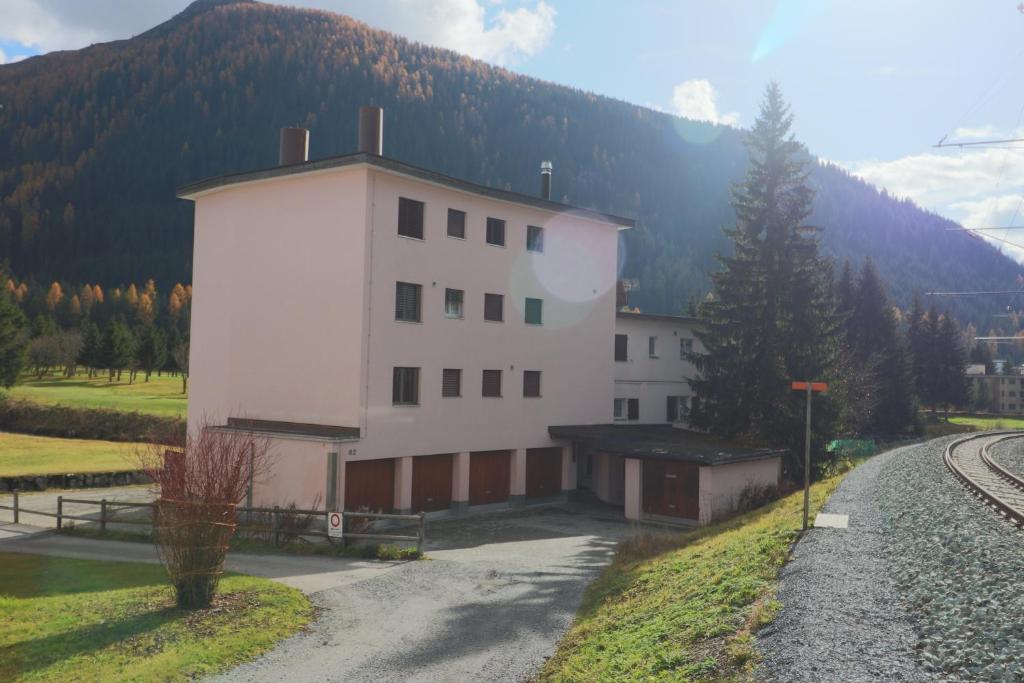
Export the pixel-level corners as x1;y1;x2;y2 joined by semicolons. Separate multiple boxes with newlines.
527;225;544;252
482;369;502;397
484;293;504;322
398;197;424;239
523;370;541;397
442;369;461;397
393;367;419;405
445;288;464;318
447;208;466;239
627;398;639;421
615;334;628;361
395;282;421;322
486;217;506;246
524;298;543;325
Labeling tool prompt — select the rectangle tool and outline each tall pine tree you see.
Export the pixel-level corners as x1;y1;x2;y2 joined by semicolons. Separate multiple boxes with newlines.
690;83;839;473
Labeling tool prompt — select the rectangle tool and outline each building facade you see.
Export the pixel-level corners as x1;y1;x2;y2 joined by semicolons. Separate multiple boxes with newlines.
179;108;780;526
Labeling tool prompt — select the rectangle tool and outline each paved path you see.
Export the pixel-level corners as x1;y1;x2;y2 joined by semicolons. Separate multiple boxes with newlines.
2;505;630;682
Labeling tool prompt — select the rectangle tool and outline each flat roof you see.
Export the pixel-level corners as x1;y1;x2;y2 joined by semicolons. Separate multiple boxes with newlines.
177;152;636;228
220;417;360;441
616;310;699;324
549;424;785;466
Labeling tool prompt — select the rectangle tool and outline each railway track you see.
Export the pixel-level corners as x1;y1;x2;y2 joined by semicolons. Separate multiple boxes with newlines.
944;432;1024;526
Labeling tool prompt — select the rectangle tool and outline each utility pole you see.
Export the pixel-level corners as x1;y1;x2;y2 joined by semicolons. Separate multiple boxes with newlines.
791;381;828;530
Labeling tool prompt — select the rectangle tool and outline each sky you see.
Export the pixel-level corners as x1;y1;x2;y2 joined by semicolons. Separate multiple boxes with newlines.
3;0;1024;252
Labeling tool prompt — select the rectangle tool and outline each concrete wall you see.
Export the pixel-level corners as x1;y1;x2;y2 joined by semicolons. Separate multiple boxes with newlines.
188;167;369;430
613;314;702;425
350;168;620;462
250;435;339;509
698;457;780;524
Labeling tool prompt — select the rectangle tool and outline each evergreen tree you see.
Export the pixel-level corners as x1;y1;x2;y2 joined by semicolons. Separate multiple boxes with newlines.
847;259;917;434
935;314;969;413
102;318;135;382
0;287;28;388
136;325;168;382
79;321;104;377
690;83;839;475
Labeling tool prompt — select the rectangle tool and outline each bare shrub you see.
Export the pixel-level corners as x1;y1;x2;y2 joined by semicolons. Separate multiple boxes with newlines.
137;418;271;609
735;483;780;514
243;494;322;546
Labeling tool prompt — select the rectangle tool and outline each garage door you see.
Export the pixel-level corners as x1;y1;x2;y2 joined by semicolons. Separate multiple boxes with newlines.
345;458;395;513
469;450;511;505
642;460;699;519
412;453;453;512
526;448;562;499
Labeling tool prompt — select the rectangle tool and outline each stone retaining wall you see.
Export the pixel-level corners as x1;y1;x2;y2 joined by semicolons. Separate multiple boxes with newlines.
0;470;152;492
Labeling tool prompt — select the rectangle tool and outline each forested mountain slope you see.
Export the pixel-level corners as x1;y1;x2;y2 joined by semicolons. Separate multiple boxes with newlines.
0;0;1018;327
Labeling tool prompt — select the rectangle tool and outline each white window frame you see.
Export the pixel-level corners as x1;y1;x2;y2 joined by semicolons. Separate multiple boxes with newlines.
613;398;627;421
444;288;464;319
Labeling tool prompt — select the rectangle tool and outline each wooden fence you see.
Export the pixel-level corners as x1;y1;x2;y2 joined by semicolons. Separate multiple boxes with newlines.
0;492;425;554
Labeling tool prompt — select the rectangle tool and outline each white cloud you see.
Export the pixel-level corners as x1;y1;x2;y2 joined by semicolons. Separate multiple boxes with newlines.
846;137;1024;261
670;79;739;126
0;49;6;65
336;0;556;65
953;125;998;140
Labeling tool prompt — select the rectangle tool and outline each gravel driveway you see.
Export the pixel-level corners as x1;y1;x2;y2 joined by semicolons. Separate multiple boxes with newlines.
212;506;631;683
758;434;1024;682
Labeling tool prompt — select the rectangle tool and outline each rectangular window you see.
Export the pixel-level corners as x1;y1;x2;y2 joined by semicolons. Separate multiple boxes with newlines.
482;369;502;397
667;396;690;423
392;367;419;405
398;197;424;239
447;208;466;239
442;368;461;398
613;398;626;420
526;225;544;252
615;334;628;362
486;217;506;246
648;336;658;358
484;293;504;322
627;398;640;421
444;288;464;319
680;338;693;359
523;370;541;397
395;281;421;322
525;297;543;325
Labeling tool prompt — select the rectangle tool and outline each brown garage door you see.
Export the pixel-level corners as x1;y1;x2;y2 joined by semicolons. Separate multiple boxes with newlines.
469;450;511;505
412;453;453;513
345;458;395;513
642;459;699;519
526;448;562;499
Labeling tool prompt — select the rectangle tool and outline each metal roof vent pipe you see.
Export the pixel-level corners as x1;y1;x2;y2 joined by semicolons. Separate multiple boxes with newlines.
279;127;309;165
358;106;383;155
540;160;553;200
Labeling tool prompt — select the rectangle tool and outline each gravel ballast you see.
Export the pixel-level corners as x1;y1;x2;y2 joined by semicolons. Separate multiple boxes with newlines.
758;434;1024;682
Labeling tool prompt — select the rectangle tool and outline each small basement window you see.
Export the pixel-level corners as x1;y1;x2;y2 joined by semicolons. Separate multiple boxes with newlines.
398;197;424;239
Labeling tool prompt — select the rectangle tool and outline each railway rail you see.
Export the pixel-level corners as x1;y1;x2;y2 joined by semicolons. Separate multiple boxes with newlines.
944;431;1024;526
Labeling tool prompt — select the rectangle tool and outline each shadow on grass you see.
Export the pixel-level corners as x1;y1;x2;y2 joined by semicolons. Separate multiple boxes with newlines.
0;552;165;599
0;602;180;677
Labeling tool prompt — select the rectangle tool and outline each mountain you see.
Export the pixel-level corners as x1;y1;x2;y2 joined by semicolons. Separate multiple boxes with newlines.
0;0;1020;329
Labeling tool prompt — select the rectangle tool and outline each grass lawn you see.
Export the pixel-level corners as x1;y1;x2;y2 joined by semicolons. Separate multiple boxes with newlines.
8;372;187;418
0;552;312;682
947;415;1024;431
0;432;142;477
537;473;846;682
